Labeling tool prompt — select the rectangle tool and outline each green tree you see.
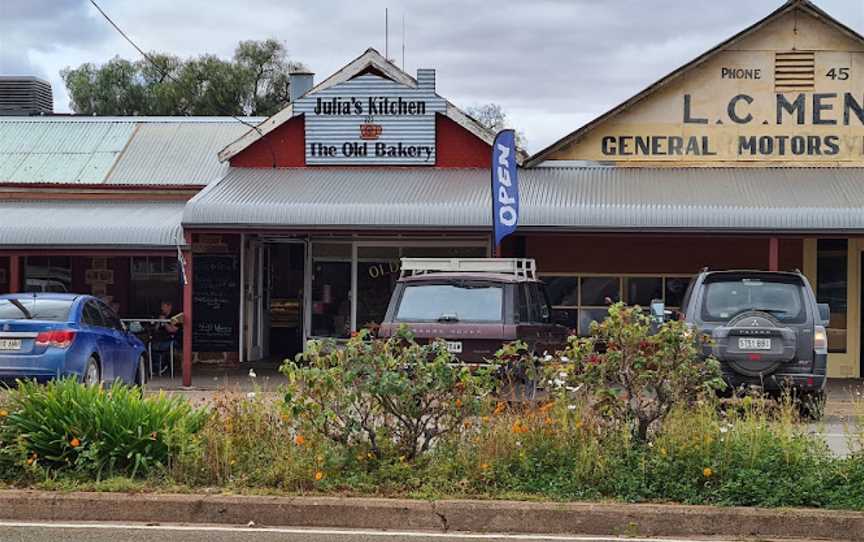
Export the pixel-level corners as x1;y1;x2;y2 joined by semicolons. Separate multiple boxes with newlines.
61;39;305;116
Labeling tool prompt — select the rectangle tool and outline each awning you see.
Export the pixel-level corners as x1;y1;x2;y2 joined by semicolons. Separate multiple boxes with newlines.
184;167;864;233
0;200;185;249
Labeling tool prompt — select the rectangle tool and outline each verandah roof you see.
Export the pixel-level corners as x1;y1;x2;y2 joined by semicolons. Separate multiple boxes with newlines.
182;167;864;234
0;200;185;249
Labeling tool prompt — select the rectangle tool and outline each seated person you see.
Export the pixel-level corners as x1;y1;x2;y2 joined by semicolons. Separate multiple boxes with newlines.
151;300;181;375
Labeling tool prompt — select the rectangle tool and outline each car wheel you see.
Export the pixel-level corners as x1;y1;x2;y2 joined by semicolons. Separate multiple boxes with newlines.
134;355;147;388
82;356;100;387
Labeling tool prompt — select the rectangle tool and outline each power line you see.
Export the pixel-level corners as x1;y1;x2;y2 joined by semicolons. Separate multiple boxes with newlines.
87;0;278;168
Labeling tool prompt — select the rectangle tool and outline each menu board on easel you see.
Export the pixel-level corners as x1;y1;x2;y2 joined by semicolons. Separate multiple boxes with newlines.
192;255;239;351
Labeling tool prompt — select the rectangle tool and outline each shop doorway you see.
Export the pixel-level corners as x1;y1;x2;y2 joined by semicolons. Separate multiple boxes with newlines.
244;239;306;364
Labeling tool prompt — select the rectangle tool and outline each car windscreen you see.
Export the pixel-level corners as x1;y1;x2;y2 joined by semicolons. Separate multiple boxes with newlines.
0;299;73;322
395;283;504;323
701;278;806;323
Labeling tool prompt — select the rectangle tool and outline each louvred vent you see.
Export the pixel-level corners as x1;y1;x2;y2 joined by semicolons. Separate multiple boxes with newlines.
775;51;815;91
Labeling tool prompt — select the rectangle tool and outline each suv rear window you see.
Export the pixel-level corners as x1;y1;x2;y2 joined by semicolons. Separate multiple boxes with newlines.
396;283;504;323
0;298;73;322
701;277;806;323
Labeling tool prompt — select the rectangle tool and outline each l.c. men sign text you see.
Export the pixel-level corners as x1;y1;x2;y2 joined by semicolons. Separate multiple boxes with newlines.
294;73;446;165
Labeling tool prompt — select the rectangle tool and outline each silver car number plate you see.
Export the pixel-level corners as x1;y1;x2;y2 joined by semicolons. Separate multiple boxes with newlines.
0;339;22;351
738;337;771;350
446;341;463;354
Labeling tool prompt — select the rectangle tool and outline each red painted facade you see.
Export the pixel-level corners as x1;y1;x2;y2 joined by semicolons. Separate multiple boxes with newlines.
228;113;491;169
434;115;491;168
229;115;306;168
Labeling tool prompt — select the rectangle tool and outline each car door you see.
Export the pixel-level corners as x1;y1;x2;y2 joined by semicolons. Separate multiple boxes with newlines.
515;283;546;353
81;300;116;381
531;283;569;354
96;301;135;383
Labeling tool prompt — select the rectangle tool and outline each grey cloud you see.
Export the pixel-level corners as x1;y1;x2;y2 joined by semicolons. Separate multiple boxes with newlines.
2;0;863;150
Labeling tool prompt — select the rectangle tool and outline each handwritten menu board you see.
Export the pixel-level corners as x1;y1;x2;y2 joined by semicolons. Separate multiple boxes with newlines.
192;255;239;351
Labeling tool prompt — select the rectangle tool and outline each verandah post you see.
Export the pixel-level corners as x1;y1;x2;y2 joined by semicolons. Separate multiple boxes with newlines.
182;232;193;388
768;237;779;271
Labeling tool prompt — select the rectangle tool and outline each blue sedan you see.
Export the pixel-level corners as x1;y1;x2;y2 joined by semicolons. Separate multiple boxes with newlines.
0;293;147;386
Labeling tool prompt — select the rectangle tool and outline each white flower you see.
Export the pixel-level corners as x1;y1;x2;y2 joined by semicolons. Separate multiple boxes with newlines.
719;426;729;434
246;392;256;399
560;356;570;363
558;371;567;379
248;368;257;379
544;354;553;362
568;404;577;411
552;378;565;388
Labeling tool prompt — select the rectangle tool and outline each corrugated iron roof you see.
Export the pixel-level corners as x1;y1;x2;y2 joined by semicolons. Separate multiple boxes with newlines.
184;168;490;228
0;117;260;186
184;166;864;233
106;122;251;185
0;200;185;248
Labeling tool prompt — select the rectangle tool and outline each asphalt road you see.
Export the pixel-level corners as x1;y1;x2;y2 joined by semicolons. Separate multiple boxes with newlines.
0;522;761;542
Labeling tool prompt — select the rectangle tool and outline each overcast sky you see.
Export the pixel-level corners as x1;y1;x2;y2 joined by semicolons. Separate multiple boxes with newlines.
1;0;863;152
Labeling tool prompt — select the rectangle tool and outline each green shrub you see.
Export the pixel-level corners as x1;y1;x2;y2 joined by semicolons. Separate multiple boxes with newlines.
0;378;206;479
282;328;496;462
556;302;725;442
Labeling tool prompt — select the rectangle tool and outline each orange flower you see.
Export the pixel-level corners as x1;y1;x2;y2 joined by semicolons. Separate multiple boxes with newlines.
454;398;463;408
70;438;81;448
539;402;554;414
702;467;714;478
493;402;506;416
26;458;34;465
294;434;306;446
0;409;8;418
480;463;490;470
314;470;325;481
511;421;530;434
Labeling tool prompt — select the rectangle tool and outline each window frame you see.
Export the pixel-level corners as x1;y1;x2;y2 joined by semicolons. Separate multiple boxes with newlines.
542;272;693;335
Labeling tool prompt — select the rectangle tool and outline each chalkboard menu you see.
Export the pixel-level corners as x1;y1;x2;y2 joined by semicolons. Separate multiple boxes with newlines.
192;255;240;351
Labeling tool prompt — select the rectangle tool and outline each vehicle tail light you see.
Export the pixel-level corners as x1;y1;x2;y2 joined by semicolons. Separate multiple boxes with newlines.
35;330;76;349
814;325;828;355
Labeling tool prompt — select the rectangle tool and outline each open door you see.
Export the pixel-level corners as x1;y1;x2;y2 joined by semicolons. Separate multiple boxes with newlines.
244;239;269;361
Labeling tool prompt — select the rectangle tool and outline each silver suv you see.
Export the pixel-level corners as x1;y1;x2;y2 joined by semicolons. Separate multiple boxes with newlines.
653;270;829;413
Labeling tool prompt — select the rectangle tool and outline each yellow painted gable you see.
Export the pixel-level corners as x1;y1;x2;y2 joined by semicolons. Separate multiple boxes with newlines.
541;5;864;166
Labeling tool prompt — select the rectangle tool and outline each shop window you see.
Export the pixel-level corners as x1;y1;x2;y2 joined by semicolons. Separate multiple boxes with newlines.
816;239;847;353
24;256;71;293
129;256;180;318
311;243;351;338
357;246;400;331
624;277;662;307
544;274;691;336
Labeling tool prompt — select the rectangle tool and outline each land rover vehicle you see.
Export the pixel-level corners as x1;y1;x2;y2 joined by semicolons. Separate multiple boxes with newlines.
651;270;829;412
378;258;569;363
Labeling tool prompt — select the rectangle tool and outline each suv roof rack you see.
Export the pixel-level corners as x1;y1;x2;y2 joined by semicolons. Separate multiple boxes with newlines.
400;258;537;280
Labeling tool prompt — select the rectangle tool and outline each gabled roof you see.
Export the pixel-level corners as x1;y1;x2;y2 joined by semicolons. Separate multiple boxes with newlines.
217;48;524;164
527;0;864;166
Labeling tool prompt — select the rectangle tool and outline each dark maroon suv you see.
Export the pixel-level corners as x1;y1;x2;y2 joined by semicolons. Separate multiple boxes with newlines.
377;259;569;363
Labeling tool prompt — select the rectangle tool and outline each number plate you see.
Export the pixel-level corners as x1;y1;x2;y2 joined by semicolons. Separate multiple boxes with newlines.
738;337;771;351
446;341;463;354
0;339;22;351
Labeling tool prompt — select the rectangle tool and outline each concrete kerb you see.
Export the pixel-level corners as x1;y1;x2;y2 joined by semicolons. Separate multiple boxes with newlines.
0;491;863;540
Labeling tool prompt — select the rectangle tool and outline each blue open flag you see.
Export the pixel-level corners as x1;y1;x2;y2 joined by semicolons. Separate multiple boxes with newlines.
491;129;519;248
